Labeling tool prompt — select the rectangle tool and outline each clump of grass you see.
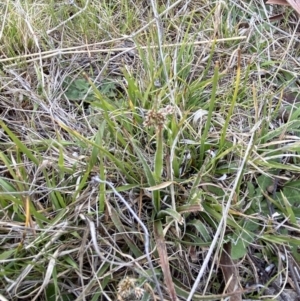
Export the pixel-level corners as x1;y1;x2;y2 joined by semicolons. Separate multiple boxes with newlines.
1;0;300;301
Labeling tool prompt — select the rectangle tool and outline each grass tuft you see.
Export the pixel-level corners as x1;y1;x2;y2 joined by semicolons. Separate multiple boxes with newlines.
1;0;300;300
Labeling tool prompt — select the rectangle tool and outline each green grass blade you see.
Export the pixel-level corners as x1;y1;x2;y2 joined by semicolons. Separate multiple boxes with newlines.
199;62;219;163
0;120;39;165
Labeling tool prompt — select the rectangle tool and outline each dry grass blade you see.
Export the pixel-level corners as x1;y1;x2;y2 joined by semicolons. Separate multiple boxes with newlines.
154;221;178;301
31;248;60;301
219;242;242;301
6;222;68;294
266;0;291;5
287;0;300;13
267;0;300;14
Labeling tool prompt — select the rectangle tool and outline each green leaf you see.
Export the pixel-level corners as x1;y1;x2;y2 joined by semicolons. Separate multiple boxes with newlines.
187;219;211;242
0;249;15;260
229;219;258;260
99;80;118;98
63;78;95;101
231;237;247;260
257;174;273;192
280;190;296;224
0;177;16;193
273;181;300;221
157;208;183;224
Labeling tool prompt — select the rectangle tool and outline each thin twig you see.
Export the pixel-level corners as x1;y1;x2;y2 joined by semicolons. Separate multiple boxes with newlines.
0;36;247;65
